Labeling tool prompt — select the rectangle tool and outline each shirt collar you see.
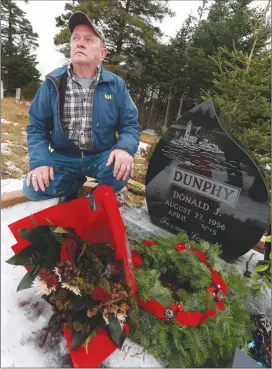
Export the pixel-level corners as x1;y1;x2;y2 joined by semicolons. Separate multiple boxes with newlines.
67;63;102;82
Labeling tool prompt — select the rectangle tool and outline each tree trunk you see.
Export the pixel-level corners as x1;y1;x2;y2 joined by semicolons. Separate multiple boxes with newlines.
116;0;131;55
197;0;208;27
8;2;13;57
163;85;172;131
245;0;271;73
176;92;185;121
147;88;156;129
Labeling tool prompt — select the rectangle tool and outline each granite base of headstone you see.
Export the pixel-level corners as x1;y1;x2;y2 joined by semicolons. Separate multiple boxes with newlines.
145;100;269;260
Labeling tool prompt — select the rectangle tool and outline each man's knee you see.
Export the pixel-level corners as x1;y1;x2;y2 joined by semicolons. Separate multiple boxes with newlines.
97;163;129;193
22;177;53;201
111;178;128;193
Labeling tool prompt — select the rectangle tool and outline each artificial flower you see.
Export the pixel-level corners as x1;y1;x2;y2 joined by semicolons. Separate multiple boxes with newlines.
32;276;56;295
61;282;81;296
117;312;127;329
53;267;62;282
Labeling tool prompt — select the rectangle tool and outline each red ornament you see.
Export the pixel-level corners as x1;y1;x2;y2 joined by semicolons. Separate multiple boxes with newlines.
143;240;158;247
207;285;217;295
174;243;189;253
131;250;143;267
170;302;184;313
61;238;77;261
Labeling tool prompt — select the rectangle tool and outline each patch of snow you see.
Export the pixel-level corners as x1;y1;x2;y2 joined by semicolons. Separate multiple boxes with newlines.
1;193;162;367
103;338;162;367
138;141;149;151
1;199;65;367
1;118;12;124
1;179;24;193
2;143;12;154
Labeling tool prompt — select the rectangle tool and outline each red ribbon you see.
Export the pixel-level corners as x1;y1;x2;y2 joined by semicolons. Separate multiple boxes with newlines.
143;240;159;247
131;240;228;327
61;238;77;261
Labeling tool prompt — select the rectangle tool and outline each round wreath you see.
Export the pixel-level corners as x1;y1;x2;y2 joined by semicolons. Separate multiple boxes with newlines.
129;234;252;368
132;240;227;326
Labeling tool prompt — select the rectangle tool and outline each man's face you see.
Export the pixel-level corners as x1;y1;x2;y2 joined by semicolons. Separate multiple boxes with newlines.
70;24;107;67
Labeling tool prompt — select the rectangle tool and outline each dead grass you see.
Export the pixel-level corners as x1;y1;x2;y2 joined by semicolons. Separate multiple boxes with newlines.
1;97;29;126
140;132;160;144
0;98;153;182
1;98;29;178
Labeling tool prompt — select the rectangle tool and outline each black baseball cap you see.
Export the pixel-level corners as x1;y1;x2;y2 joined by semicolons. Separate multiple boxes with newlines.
68;11;105;43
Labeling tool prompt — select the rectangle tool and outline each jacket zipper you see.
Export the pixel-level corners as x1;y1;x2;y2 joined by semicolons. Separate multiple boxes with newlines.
46;75;114;157
46;75;85;157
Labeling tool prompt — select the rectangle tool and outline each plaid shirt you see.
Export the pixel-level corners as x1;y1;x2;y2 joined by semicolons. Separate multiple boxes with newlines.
61;63;101;151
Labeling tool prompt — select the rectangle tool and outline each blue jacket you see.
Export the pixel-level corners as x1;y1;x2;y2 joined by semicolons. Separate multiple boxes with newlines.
26;66;140;170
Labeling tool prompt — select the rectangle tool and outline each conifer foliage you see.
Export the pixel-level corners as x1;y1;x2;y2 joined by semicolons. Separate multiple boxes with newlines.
1;0;41;98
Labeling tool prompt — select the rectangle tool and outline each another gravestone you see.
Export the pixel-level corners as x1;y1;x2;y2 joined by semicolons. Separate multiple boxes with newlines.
145;100;269;260
16;88;21;102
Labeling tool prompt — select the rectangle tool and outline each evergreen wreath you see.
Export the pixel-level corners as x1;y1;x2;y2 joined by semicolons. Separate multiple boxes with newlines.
129;233;252;368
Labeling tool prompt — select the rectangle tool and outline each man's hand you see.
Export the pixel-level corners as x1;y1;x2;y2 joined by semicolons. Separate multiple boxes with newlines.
106;149;134;180
26;166;54;192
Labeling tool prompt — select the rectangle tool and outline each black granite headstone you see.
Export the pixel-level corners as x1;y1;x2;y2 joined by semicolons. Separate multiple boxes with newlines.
145;100;269;260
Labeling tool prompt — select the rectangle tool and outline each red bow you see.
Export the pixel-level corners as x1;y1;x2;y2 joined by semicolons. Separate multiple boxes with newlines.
143;240;158;247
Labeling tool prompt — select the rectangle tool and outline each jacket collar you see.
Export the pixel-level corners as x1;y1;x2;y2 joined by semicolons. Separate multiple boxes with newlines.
100;67;114;83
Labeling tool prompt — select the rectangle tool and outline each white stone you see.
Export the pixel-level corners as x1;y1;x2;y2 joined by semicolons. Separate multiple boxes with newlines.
16;88;21;101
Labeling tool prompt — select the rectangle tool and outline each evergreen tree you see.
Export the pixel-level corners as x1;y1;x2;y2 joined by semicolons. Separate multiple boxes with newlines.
1;0;41;97
145;0;271;129
202;0;271;183
54;0;173;77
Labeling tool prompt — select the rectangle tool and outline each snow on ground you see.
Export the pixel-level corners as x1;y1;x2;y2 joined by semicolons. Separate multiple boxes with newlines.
2;142;12;155
138;141;149;151
1;117;19;126
1;179;24;193
1;179;161;367
1;118;12;124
